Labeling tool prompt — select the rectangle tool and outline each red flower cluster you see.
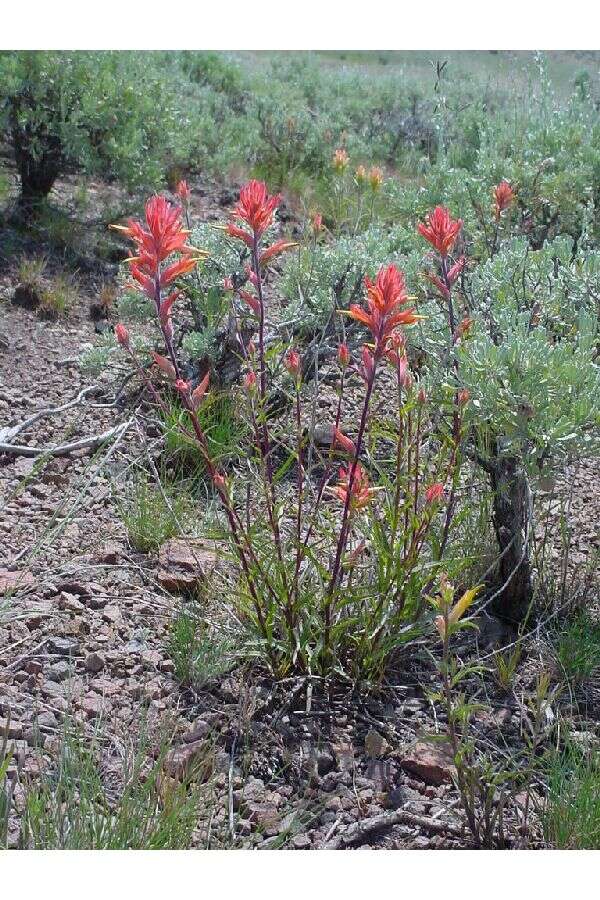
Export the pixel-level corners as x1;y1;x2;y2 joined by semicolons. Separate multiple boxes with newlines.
333;463;376;511
348;264;419;351
418;206;462;257
112;195;202;306
425;482;444;504
227;180;281;246
493;180;514;219
226;180;295;268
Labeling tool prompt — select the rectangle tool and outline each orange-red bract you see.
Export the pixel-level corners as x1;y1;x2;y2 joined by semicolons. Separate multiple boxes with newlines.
333;463;376;511
232;180;281;239
111;195;200;304
494;180;514;219
348;263;419;350
417;206;463;258
115;323;129;347
425;482;445;504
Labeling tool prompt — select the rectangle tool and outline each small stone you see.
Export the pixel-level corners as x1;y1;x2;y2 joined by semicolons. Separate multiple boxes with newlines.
292;833;312;850
85;652;105;674
58;591;84;613
47;637;79;657
48;661;71;682
0;716;23;739
96;542;120;565
317;749;336;776
102;605;122;624
182;719;211;743
163;740;212;781
80;695;104;719
157;538;220;594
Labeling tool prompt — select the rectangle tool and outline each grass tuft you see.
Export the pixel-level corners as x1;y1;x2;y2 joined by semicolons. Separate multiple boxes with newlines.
544;740;600;849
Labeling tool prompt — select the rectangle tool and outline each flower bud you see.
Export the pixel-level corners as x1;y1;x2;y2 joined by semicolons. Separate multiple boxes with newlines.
311;212;323;234
457;388;470;406
213;472;226;492
245;265;259;290
223;276;234;291
175;378;190;394
333;148;349;173
368;166;384;191
244;370;257;392
284;349;301;380
355;165;367;184
337;342;350;369
417;386;427;405
115;323;130;348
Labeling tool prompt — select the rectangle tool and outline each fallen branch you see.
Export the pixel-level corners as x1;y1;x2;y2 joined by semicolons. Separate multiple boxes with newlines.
0;422;129;458
324;807;464;849
0;385;103;444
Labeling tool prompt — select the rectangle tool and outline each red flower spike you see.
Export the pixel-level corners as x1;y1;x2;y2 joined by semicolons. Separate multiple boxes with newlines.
494;180;514;219
115;323;129;348
348;264;419;351
312;212;323;234
368;166;384;191
232;180;281;239
223;276;234;291
176;180;190;205
111;195;204;304
244;370;257;392
425;482;445;504
333;427;356;456
417;206;463;257
333;148;349;172
175;378;190;394
191;372;210;410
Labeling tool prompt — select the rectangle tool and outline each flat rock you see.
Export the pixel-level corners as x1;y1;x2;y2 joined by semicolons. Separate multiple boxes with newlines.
157;538;221;594
0;569;35;595
399;741;456;786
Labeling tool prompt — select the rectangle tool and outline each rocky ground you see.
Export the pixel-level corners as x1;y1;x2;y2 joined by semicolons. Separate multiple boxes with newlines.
1;175;600;851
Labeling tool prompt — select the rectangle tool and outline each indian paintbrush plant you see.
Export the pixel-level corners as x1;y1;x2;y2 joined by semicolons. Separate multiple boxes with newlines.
417;196;600;624
110;182;468;679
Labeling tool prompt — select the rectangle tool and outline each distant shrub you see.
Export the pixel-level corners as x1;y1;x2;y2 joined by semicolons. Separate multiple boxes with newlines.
0;51;193;214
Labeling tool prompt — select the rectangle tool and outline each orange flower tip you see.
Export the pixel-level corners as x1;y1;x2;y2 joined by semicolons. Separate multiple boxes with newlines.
209;224;228;231
109;223;129;232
